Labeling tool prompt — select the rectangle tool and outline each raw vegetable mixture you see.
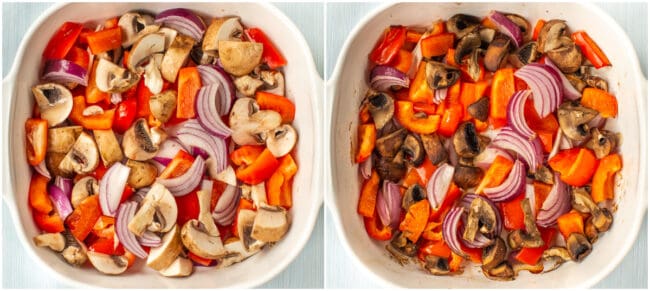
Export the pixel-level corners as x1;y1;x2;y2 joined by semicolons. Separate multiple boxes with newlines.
355;11;622;280
25;8;299;277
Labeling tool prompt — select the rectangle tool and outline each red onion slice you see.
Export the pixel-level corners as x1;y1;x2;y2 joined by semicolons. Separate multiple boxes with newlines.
375;188;390;228
474;146;513;170
536;174;570;227
426;163;455;210
42;59;88;86
484;159;526;202
54;176;73;198
213;185;240;226
488;10;523;47
195;84;233;138
137;231;162;248
99;162;131;216
382;181;402;229
507;90;536;140
370;65;409;92
115;201;148;258
155;8;206;42
492;127;544;171
433;87;448;105
442;207;466;257
176;120;228;178
543;57;582;100
157;155;205;197
360;156;372;180
33;160;51;180
515;63;563;118
47;184;73;220
197;64;235;114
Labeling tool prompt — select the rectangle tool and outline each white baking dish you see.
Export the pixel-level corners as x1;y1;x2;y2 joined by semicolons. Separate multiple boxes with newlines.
2;2;322;288
327;2;647;288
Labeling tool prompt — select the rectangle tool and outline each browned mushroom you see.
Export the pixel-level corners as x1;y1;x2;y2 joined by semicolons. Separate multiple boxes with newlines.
366;90;395;130
375;128;407;158
401;134;424;166
482;237;507;270
386;232;417;265
453;165;483;189
454;32;481;65
557;101;598;142
585;128;618;159
453;122;481;158
484;35;511;72
446;14;481;38
583;75;609;92
425;61;460;90
546;36;583;73
402;184;426;210
467;97;489;122
570;188;613;232
508;198;543;249
482;262;514;281
421;255;452;276
420;133;448;165
505;13;530;38
566;233;592;262
532;165;554;184
509;41;538;68
374;156;406;183
463;197;498;242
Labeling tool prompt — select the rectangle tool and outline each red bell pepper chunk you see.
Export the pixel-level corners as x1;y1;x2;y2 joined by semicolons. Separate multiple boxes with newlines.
33;211;65;233
364;210;393;241
498;192;526;230
69;96;115;130
65;46;90;70
188;252;213;266
230;145;265;166
113;98;138;134
514;228;557;265
42;21;83;60
25;118;48;166
235;148;280;185
571;31;611;69
548;148;598;187
28;174;53;213
175;190;201;226
244;28;287;69
89;237;125;256
418;239;452;261
255;91;296;123
66;195;102;242
369;26;407;65
160;150;195;179
86;27;122;55
355;124;376;163
177;67;202;118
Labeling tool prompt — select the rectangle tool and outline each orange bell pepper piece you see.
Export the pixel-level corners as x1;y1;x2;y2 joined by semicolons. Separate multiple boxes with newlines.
231;145;265;166
415;156;438;184
359;102;372;123
28;174;53;214
591;153;622;203
66;195;102;242
498;192;526;230
25;118;48;166
533;181;553;214
92;216;115;239
33;211;65;233
235;148;280;185
406;30;423;43
177;67;202;118
513;228;557;265
437;102;464;137
413;102;438;115
357;171;380;218
421;220;443;241
369;26;407;65
86;27;122;55
532;19;546;41
549;148;598;187
267;154;298;209
460;243;483;263
355;124;376;163
580;87;618;118
69;96;115;130
389;49;413;74
557;211;585;239
408;61;434;103
418;239;451;261
86;59;110;104
459;81;489;121
420;33;455;58
572;31;611;69
449;252;464;272
403;168;423;188
256;91;296;123
400;200;430;243
175;190;201;226
475;155;514;194
159;150;195;179
395;101;441;134
364;210;393;241
489;68;515;128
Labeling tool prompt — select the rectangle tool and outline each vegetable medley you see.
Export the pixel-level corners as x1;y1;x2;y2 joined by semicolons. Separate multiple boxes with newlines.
26;8;299;277
355;11;621;280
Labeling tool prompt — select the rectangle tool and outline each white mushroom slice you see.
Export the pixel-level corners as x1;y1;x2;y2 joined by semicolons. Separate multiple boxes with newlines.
236;209;265;252
234;75;264;97
143;54;164;94
31;83;74;127
149;90;177;123
218;238;262;268
251;205;290;243
118;12;160;47
159;257;193;277
94;58;140;93
71;176;99;208
122;118;163;161
129;183;178;235
240;184;252;200
229;97;260;128
87;251;128;275
203;17;243;53
180;190;226;259
251;183;267;208
218;41;263;76
33;233;65;252
161;34;195;83
47;126;82;153
82;105;105;116
127;32;165;72
158;27;178;50
231;110;282;146
128;202;157;236
215;165;237;186
266;124;297;157
125;159;158;189
93;129;124;166
146;224;183;271
58;132;100;174
260;70;285;96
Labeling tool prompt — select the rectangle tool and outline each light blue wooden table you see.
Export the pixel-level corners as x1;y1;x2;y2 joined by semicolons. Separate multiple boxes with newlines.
1;2;324;288
325;2;648;289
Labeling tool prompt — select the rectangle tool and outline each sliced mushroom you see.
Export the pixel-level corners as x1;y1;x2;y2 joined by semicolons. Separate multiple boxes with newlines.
425;61;460;89
375;128;407;158
421;255;451;275
542;246;572;272
566;233;592;262
446;14;480;38
93;129;124;166
159;257;193;277
466;48;482;82
230;98;282;146
46;152;73;178
149;90;177;123
453;122;481;158
532;165;554;184
60;231;87;266
467;96;489;122
508;198;544;249
71;176;99;208
402;184;426;210
203;17;243;53
453;165;483;189
387;232;417;265
250;182;268;209
229;97;260;128
583;75;609;92
126;159;158;189
218;41;263;76
584;218;599;243
236;209;266;252
537;20;568;53
484;35;511;72
420;133;447;165
143;54;164;94
158;27;178;50
366;91;395;130
510;41;538;68
122;118;163;161
234;75;265;97
571;188;612;232
33;233;65;252
260;70;285;96
463;197;498;242
87;251;128;275
374;156;406;183
454;32;481;65
127;32;165;72
94;58;140;93
511;261;544;276
566;74;587;93
252;204;290;242
161;34;195;82
266;124;297;157
557;101;598;142
181;188;226;259
31;83;74;127
47;126;82;153
129;183;177;235
482;262;515;281
505;13;530;37
546;36;583;74
585;128;618;159
118;12;159;47
482;237;507;270
401;134;424;166
479;28;496;46
147;224;183;271
218;238;263;268
58;132;100;174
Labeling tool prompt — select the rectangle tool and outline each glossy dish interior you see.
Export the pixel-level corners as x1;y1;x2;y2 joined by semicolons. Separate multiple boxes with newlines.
329;2;646;288
3;2;322;288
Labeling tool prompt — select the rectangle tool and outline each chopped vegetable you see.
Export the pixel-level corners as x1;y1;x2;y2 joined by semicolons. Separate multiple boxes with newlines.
25;118;48;166
42;22;83;60
244;28;287;69
591;153;622;203
176;67;202;118
580;87;618;118
256;91;296;123
355;124;376;163
571;31;611;69
549;148;598;187
86;27;122;55
369;26;407;65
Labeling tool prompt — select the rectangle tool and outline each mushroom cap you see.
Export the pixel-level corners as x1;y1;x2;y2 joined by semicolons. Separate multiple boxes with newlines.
161;34;195;83
218;40;263;76
482;237;507;270
454;32;481;65
33;233;66;252
566;233;592;262
546;37;583;74
557;101;598;142
234;75;265;97
484;35;512;72
425;61;460;89
87;251;128;275
31;83;73;127
366;91;395;130
266;124;298;158
127;32;166;72
446;14;481;38
58;132;100;174
94;58;140;93
251;204;290;242
122;118;162;161
453;121;482;158
229;97;260;128
260;70;285;96
421;255;451;275
401;134;425;166
47;126;83;154
467;96;490;122
375;128;407;159
71;176;99;208
237;209;260;251
203;17;243;52
218;238;263;268
146;224;183;271
146;183;178;233
149;89;177;123
420;133;448;165
159;257;194;277
181;219;227;259
93;129;125;167
453;165;484;189
118;12;160;47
